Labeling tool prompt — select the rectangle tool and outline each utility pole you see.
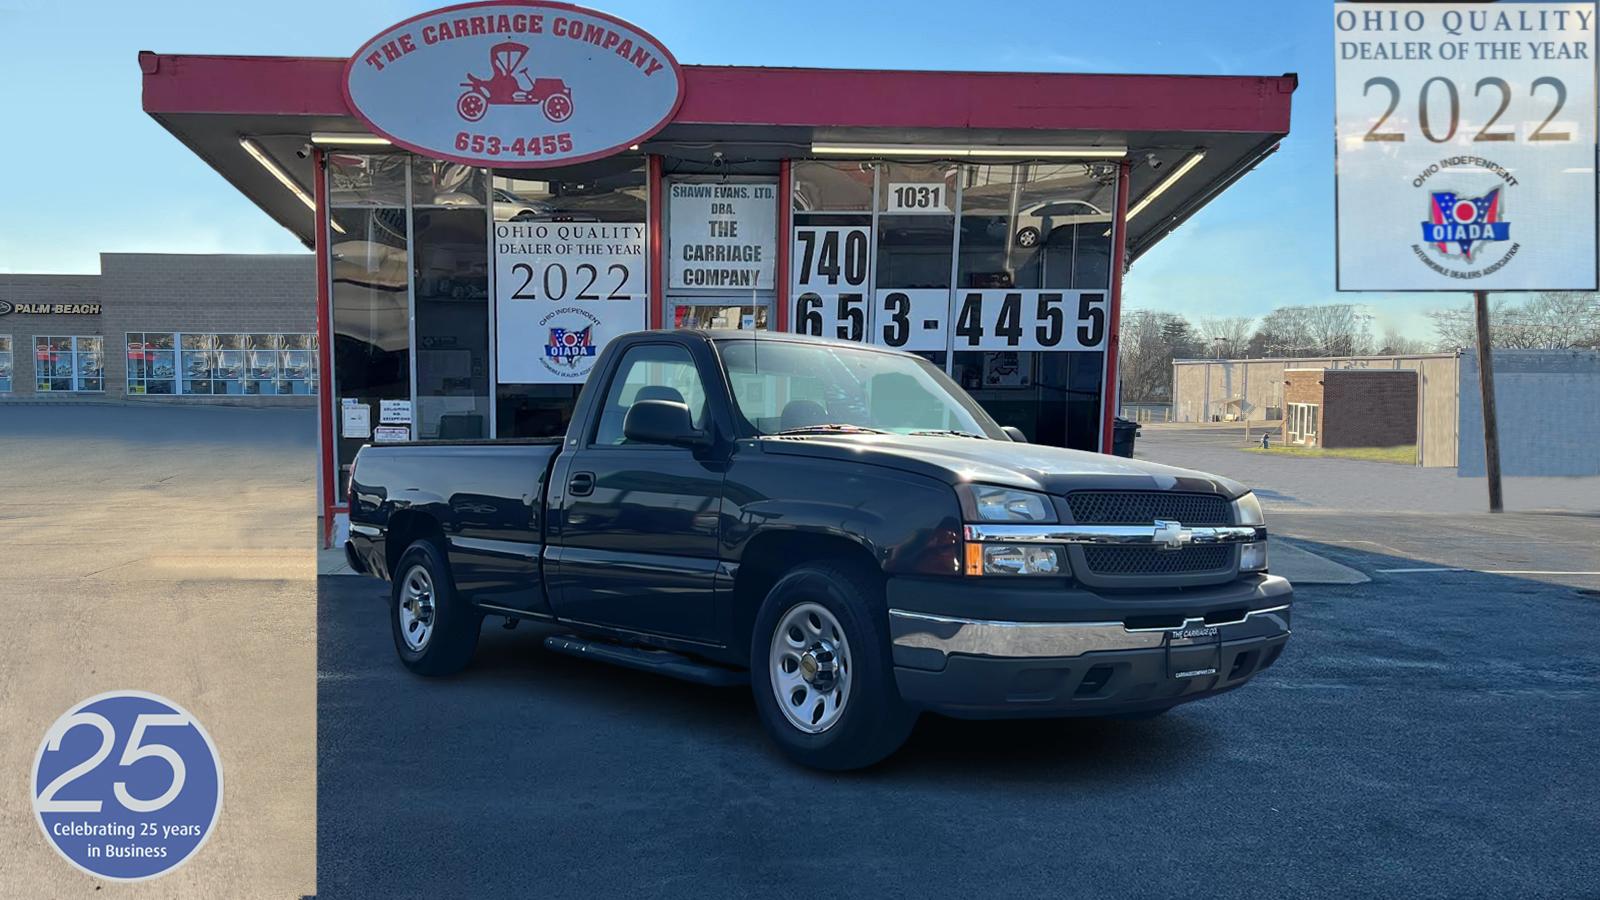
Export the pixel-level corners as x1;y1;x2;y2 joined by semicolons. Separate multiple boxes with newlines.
1473;290;1503;513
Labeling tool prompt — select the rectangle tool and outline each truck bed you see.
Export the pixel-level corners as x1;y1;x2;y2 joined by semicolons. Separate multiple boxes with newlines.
346;439;562;611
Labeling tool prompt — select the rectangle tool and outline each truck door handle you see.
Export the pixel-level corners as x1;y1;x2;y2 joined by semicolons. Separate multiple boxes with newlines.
567;471;595;496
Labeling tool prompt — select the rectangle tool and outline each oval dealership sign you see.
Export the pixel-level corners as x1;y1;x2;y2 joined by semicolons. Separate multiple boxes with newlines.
343;1;684;167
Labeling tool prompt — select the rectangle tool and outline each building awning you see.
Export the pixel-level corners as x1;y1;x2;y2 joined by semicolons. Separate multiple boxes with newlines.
140;52;1294;261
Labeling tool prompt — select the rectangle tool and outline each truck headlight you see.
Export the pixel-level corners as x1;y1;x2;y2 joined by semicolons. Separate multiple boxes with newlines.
959;484;1056;523
1232;491;1264;526
965;543;1064;576
1232;492;1268;571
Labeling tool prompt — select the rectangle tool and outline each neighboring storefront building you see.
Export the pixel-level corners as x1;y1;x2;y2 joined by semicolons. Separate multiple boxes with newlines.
137;2;1296;543
1282;367;1418;450
0;253;315;403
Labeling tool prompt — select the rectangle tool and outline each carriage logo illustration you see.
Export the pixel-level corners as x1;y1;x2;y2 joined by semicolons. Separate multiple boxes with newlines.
456;41;574;123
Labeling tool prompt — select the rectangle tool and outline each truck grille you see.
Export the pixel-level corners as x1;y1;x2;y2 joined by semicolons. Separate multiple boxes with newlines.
1081;544;1234;576
1065;491;1230;526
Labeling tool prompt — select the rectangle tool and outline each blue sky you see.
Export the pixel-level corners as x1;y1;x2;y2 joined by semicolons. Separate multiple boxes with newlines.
0;0;1442;338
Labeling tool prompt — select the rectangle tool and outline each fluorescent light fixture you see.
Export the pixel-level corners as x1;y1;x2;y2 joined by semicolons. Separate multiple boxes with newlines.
810;143;1125;159
239;136;343;234
1126;151;1206;221
310;132;393;146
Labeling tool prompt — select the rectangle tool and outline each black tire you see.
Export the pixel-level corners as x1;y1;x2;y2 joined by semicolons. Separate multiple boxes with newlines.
390;539;481;676
750;559;917;771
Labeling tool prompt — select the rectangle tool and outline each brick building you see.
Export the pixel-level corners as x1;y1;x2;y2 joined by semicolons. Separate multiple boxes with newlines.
0;253;315;404
1282;367;1417;449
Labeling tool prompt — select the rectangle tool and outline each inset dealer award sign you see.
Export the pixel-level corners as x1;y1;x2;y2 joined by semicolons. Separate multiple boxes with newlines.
1334;3;1597;291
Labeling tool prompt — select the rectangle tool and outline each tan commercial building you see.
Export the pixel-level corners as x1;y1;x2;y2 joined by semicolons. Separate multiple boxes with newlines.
1171;353;1459;466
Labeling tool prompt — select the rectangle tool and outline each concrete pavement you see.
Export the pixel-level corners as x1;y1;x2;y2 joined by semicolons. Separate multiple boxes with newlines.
0;405;317;898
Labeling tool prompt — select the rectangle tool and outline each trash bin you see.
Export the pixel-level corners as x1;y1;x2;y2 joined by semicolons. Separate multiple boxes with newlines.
1112;417;1140;458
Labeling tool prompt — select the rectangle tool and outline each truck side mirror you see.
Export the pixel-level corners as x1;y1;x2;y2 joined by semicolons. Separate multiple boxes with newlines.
1001;425;1028;443
623;399;709;449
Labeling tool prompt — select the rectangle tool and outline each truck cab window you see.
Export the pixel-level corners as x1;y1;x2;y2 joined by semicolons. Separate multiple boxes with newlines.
592;344;708;446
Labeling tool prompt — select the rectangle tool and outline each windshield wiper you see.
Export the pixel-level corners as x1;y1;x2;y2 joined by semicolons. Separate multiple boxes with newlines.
772;423;889;435
907;429;986;439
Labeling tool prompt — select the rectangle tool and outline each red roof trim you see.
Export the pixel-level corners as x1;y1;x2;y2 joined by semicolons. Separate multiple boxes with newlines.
140;52;1294;134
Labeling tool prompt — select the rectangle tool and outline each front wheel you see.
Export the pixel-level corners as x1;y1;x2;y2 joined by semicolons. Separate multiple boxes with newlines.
391;539;481;676
543;93;573;122
750;560;917;770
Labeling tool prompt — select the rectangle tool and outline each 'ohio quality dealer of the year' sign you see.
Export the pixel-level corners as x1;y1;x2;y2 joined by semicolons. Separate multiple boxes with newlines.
1334;2;1597;291
343;1;685;167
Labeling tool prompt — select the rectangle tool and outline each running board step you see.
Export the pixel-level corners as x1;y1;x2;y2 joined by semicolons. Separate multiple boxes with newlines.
542;635;748;688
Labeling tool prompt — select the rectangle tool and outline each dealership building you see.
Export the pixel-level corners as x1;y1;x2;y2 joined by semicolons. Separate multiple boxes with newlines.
0;253;315;403
137;1;1296;543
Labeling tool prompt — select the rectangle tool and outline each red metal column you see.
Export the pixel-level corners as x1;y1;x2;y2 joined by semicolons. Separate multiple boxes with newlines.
776;159;793;331
312;149;338;547
1100;159;1133;454
648;154;665;329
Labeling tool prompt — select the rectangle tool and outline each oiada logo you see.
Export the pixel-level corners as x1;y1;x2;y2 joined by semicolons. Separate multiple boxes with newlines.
344;1;684;168
538;306;602;379
1412;169;1518;280
1421;188;1511;259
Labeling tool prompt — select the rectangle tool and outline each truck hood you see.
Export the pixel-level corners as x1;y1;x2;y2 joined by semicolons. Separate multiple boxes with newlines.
757;433;1247;498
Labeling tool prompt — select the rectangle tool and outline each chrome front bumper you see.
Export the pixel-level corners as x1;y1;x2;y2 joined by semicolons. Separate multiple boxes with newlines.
888;603;1291;662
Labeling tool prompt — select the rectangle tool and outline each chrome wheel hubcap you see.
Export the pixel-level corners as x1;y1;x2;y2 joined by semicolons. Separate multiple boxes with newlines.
770;602;852;734
398;566;436;651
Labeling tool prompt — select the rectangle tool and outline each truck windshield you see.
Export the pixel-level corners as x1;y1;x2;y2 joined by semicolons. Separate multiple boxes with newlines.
716;339;1006;439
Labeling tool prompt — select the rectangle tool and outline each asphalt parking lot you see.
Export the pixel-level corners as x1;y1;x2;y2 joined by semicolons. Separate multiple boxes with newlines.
318;465;1600;898
0;404;317;898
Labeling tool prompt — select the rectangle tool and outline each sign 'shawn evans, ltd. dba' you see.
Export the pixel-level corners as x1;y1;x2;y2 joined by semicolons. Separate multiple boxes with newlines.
343;1;685;168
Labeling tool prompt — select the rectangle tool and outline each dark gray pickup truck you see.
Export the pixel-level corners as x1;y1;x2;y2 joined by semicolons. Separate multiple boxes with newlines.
346;330;1291;770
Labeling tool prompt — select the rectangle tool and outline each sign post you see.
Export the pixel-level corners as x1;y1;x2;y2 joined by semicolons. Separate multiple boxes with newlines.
1333;1;1597;510
1473;290;1503;512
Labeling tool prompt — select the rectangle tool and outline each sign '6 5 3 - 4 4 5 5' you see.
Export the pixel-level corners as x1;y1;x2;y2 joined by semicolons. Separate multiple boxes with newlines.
343;1;685;167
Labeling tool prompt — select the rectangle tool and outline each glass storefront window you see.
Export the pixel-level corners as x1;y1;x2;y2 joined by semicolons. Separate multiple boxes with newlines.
126;332;176;395
792;161;874;212
330;183;410;498
953;162;1115;450
877;163;959;367
132;333;316;397
181;333;214;394
0;335;12;392
279;334;318;395
492;158;647;438
328;153;408;207
35;336;102;392
413;206;491;440
413;160;486;208
786;160;1116;450
670;302;769;330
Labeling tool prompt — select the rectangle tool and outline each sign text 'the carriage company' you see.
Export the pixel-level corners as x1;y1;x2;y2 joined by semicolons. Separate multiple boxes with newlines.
343;1;685;167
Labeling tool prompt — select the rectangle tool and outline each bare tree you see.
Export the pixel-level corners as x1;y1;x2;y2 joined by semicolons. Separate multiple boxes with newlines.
1428;292;1600;350
1376;327;1431;356
1249;304;1373;357
1196;316;1255;358
1118;309;1200;402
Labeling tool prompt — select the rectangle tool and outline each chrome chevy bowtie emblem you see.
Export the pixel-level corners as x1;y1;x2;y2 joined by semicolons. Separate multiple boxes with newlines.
1152;519;1193;550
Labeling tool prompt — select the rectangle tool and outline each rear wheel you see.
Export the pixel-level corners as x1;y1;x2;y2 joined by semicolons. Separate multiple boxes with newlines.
391;539;481;676
750;560;916;770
